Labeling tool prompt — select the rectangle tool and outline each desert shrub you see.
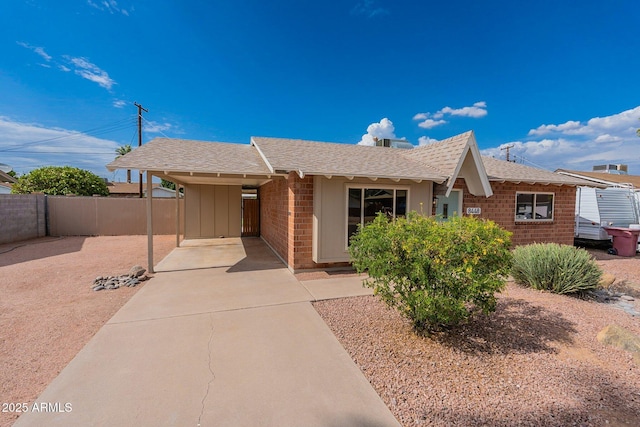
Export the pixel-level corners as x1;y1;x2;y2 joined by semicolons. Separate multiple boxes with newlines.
511;243;602;294
349;212;512;333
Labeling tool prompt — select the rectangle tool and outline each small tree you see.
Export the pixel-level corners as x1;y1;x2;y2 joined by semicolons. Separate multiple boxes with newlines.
349;212;512;333
160;178;175;190
115;144;132;183
11;166;109;196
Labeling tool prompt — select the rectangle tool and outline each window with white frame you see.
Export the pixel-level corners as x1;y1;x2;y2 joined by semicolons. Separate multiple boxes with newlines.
515;192;554;221
347;187;408;243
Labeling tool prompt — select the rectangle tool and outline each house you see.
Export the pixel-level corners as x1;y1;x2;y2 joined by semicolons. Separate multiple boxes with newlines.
107;131;594;272
106;181;177;198
0;170;17;194
556;167;640;189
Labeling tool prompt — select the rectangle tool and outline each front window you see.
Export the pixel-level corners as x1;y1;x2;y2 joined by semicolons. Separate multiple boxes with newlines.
347;187;408;243
515;192;554;221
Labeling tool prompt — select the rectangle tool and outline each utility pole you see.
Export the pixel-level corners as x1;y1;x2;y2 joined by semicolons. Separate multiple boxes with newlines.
500;144;515;162
134;102;148;198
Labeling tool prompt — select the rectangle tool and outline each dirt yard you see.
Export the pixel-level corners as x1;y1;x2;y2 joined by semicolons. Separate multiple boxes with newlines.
1;238;639;427
0;235;175;427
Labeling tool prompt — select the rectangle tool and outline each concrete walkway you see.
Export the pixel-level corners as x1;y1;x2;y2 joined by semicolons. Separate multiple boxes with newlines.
16;238;399;427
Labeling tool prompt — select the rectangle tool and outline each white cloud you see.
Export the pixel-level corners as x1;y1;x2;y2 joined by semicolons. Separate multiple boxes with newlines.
113;99;127;108
413;101;487;130
58;64;71;72
357;118;399;146
418;136;438;146
528;120;582;136
17;41;52;62
351;0;389;18
417;119;447;129
144;121;172;134
439;101;488;118
87;0;131;16
65;56;116;90
0;116;122;177
481;106;640;173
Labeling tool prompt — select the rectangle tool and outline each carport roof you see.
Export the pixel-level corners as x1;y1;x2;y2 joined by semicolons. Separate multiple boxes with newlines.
107;138;272;176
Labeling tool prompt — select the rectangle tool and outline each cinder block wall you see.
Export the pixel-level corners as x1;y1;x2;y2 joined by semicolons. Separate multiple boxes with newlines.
0;194;46;244
454;179;577;246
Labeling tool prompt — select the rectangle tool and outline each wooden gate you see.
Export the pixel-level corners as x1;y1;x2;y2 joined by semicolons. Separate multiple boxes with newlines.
242;198;260;236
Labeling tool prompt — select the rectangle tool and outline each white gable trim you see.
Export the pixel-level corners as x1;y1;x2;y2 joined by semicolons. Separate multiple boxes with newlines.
445;132;493;197
250;137;275;174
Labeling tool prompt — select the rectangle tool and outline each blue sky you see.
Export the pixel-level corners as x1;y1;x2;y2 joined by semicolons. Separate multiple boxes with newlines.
2;0;640;180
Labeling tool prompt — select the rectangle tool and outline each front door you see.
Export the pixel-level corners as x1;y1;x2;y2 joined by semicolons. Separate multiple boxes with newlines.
435;190;462;220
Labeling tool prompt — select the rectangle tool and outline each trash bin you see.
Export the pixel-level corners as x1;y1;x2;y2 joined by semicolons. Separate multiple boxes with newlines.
603;227;640;257
630;224;640;252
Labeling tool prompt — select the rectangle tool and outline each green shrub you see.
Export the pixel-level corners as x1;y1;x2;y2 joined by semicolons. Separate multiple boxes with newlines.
11;166;109;196
511;243;602;294
349;212;512;333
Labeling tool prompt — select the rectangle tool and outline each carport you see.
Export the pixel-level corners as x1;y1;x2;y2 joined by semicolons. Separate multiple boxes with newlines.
107;138;284;272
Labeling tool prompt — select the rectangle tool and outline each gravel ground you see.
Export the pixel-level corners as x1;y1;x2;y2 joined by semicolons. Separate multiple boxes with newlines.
2;238;639;427
314;250;640;427
0;235;175;427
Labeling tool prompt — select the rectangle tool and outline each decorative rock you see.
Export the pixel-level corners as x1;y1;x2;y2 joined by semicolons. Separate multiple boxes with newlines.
129;265;146;278
621;295;635;301
91;266;149;291
598;273;616;288
597;324;640;364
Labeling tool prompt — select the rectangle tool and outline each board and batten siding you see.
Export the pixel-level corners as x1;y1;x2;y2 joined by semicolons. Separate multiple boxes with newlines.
312;176;433;264
184;184;242;238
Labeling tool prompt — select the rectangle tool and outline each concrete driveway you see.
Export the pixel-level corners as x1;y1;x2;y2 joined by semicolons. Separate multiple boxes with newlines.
15;238;399;427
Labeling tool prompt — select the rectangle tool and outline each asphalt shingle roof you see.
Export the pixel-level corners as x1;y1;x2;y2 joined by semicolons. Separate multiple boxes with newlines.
106;134;597;188
251;137;447;182
107;138;272;175
482;157;598;186
403;131;473;177
556;169;640;188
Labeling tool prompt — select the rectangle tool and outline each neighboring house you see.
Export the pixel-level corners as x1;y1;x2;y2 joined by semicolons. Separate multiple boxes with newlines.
556;168;640;189
151;186;182;198
0;182;12;194
107;182;169;197
107;131;594;272
0;170;16;194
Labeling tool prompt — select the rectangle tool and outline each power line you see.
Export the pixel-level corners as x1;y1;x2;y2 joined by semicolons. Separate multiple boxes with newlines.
0;117;136;152
140;115;174;140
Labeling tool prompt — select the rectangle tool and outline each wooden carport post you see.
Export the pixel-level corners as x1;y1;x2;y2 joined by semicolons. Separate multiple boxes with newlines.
146;171;154;273
175;183;181;247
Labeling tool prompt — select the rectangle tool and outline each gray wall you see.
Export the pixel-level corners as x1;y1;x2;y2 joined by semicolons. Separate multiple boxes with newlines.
0;194;47;244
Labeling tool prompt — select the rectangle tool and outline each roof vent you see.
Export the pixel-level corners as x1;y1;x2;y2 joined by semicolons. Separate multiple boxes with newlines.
373;138;414;149
592;164;628;175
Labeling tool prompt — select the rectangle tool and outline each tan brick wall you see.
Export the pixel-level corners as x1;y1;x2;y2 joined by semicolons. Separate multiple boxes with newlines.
259;177;289;264
453;179;576;246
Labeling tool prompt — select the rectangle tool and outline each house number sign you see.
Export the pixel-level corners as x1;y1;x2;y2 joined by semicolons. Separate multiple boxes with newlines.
466;207;481;215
